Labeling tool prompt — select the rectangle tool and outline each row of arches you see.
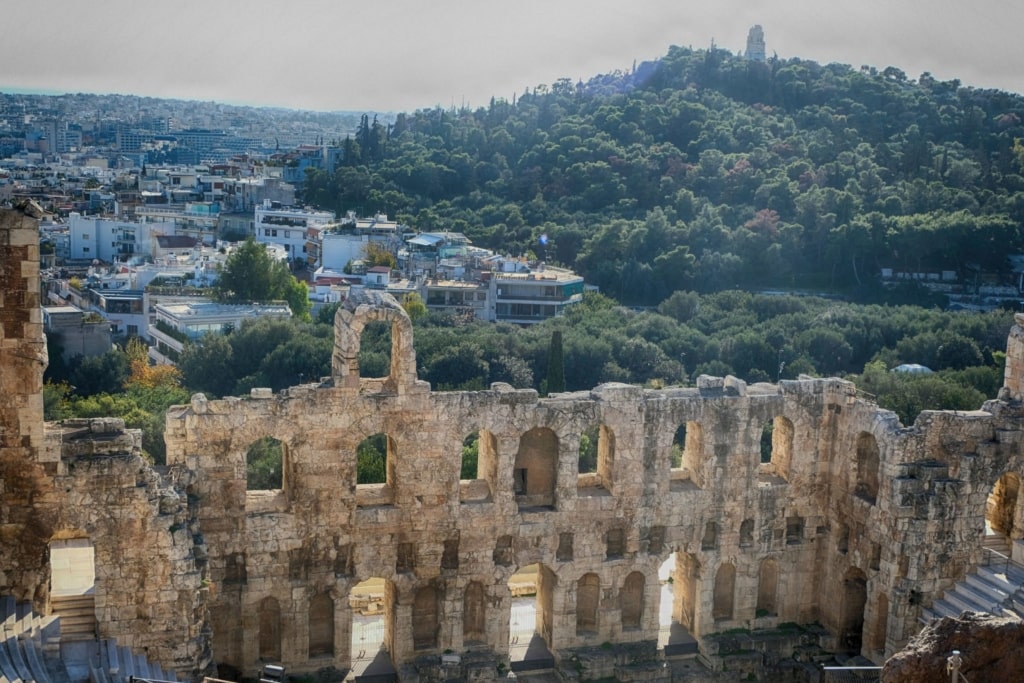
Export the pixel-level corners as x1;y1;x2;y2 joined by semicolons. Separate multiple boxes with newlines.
241;417;821;505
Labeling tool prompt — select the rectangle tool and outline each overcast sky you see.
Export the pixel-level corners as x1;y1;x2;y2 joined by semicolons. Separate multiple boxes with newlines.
3;1;1022;113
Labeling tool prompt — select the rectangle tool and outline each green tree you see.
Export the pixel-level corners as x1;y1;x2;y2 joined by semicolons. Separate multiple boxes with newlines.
546;330;566;394
357;433;388;484
214;238;311;320
246;437;283;489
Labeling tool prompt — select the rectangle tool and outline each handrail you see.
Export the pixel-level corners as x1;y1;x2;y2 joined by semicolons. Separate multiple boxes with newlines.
980;545;1024;576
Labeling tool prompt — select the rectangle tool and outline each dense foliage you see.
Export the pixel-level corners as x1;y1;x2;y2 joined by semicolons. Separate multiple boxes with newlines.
306;49;1024;306
213;238;312;320
167;291;1011;427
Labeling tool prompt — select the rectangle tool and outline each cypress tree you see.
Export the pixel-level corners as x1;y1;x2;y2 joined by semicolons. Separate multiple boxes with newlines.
546;330;565;394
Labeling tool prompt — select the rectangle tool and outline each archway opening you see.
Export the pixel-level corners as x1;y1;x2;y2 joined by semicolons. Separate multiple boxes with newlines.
986;472;1021;556
670;422;703;489
49;536;96;639
761;416;793;479
508;564;556;669
413;584;440;651
870;593;889;658
579;424;617;496
839;568;867;654
350;577;395;675
464;581;487;646
308;592;334;658
756;558;778;618
514;428;558;510
576;573;600;635
258;596;282;662
356;433;395;506
713;563;736;622
855;432;880;504
357;320;393;379
658;552;699;656
247;436;284;491
621;571;645;631
460;430;496;503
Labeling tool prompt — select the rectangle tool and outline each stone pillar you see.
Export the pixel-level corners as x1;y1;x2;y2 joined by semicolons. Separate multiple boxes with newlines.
1001;313;1024;399
0;207;51;603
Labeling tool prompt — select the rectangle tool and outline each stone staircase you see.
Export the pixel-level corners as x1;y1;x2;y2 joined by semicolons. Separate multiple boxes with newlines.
0;596;180;683
47;598;95;643
922;537;1024;622
1;595;68;683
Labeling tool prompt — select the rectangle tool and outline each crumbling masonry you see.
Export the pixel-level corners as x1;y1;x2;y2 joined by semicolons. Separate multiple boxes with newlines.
2;206;1024;680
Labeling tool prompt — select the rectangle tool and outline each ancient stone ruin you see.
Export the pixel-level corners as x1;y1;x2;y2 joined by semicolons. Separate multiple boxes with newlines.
2;206;1023;680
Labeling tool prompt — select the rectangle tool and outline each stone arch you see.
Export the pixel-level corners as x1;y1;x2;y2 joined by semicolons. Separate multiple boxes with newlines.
855;432;880;504
514;427;558;509
712;563;736;621
676;553;701;630
258;596;282;661
870;592;889;655
578;424;615;490
460;429;497;503
331;288;418;393
49;534;96;637
350;576;396;665
839;567;867;654
576;573;600;634
739;519;754;548
756;558;778;616
308;592;334;658
621;571;645;630
413;584;440;650
701;521;718;551
355;432;396;506
762;416;794;479
246;436;286;491
987;471;1021;538
671;421;704;487
464;581;486;644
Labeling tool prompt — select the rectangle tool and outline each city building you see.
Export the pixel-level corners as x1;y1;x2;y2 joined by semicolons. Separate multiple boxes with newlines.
67;212;174;262
255;202;335;263
147;300;292;365
42;304;112;360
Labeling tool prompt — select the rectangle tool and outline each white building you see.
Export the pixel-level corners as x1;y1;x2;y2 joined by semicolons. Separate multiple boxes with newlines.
148;301;292;365
254;202;334;263
68;212;174;263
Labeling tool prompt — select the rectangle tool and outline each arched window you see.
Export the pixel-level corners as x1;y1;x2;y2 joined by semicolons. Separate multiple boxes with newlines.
247;437;284;490
259;597;281;661
713;563;735;621
464;582;486;644
576;573;600;634
621;572;645;629
514;428;558;508
855;432;879;503
756;558;778;616
308;593;334;657
413;585;439;650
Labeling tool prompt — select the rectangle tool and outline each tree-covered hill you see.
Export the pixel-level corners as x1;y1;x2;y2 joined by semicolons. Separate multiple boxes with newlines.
305;47;1024;305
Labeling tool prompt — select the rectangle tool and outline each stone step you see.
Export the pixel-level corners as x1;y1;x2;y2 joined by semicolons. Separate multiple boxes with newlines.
942;591;981;616
951;583;1001;613
3;637;32;683
964;573;1012;603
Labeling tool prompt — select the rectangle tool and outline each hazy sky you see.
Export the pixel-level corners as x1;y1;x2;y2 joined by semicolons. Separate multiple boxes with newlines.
3;1;1022;113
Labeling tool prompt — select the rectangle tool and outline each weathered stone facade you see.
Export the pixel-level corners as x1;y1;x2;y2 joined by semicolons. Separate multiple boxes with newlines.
164;290;1024;676
3;207;1024;680
0;208;211;678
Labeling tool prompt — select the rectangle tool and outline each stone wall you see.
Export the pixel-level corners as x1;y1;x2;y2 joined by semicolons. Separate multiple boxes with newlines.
0;209;211;679
163;290;1024;675
5;207;1024;680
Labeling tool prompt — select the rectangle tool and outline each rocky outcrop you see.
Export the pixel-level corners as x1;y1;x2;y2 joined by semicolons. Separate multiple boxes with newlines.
881;611;1024;682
